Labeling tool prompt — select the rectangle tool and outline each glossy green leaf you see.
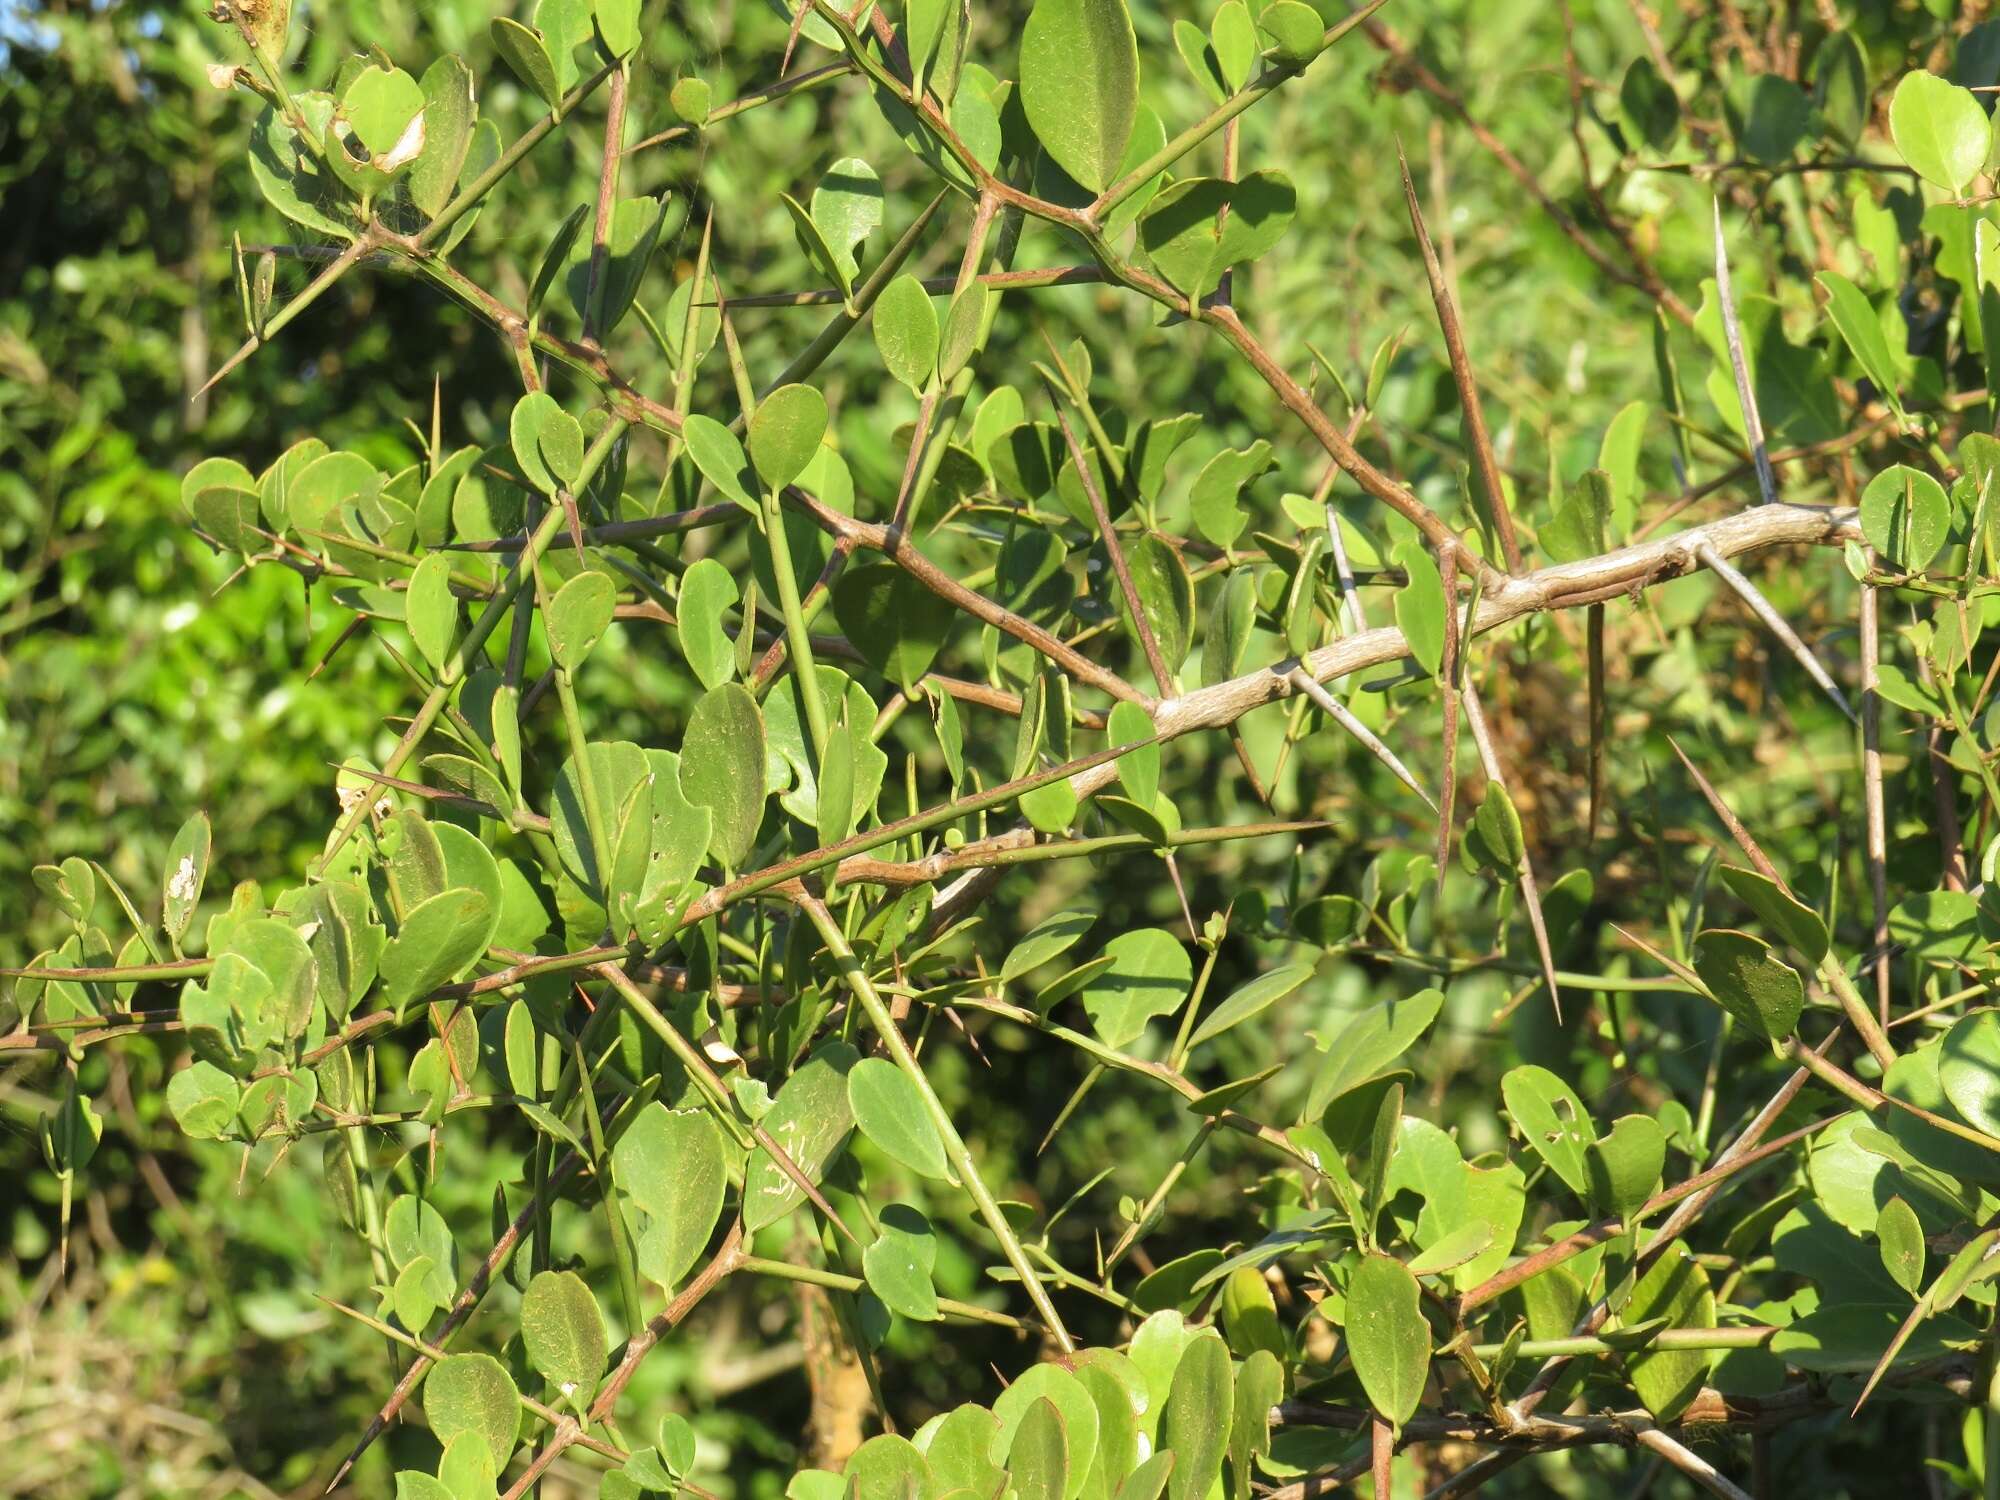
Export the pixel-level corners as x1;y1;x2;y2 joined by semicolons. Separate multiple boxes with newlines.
1692;928;1805;1042
1718;865;1829;963
545;570;616;671
1078;927;1192;1048
1585;1113;1665;1221
831;561;955;693
410;55;475;219
748;384;829;493
1304;989;1442;1120
1009;1396;1069;1500
849;1057;950;1180
1392;541;1446;679
1877;1195;1925;1298
1940;1010;2000;1138
680;683;766;870
1620;1244;1714;1422
1257;1;1321;64
405;553;456;674
743;1043;859;1231
1019;0;1139;193
1345;1253;1428;1425
863;1204;941;1322
1160;1332;1231;1500
424;1354;520;1472
676;558;739;691
520;1270;607;1399
613;1104;729;1291
162;811;212;948
1500;1064;1596;1197
1860;465;1950;570
683;415;758;512
1890;71;1989;194
1186;964;1312;1052
811;157;883;284
874;274;940;393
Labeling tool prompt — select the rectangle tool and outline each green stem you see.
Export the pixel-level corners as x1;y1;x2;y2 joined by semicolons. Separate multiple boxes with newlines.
734;1255;1032;1330
1467;1325;1779;1361
762;488;831;760
798;893;1076;1352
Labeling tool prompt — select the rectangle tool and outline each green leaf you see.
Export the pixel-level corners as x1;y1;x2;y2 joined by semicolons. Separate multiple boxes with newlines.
545;570;616;672
1174;20;1226;105
831;561;955;693
1345;1253;1428;1425
743;1043;859;1231
848;1057;950;1180
1160;1333;1232;1500
924;1406;1007;1498
410;55;475;219
1078;927;1192;1048
748;384;829;494
1585;1113;1665;1221
677;558;740;690
1500;1064;1596;1197
1692;928;1805;1042
405;553;457;674
1818;272;1905;418
874;274;940;393
1814;31;1868;146
378;889;494;1019
438;1434;497;1500
669;75;711;125
341;65;426;165
1002;908;1096;983
1860;465;1950;570
1009;1396;1070;1500
424;1354;521;1472
1877;1195;1925;1298
1890;71;1990;194
1718;866;1829;963
993;1366;1098;1500
939;285;988;382
863;1203;941;1322
1620;1244;1714;1421
162;811;212;948
1188;441;1274;549
1940;1010;2000;1137
521;1270;607;1401
490;18;560;109
1257;1;1322;66
811;157;883;285
577;196;670;335
1464;782;1525;878
1107;700;1159;808
396;1473;457;1500
680;683;767;870
1620;57;1680;150
683;414;758;512
510;392;582;496
1136;174;1294;303
1728;74;1810;163
1392;541;1446;679
1122;535;1195;677
1019;0;1140;193
595;0;641;55
167;1061;240;1140
1186;964;1312;1052
1305;989;1443;1119
613;1104;729;1291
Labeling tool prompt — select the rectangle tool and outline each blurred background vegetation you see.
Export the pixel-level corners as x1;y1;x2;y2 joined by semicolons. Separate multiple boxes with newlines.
2;0;1986;1494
